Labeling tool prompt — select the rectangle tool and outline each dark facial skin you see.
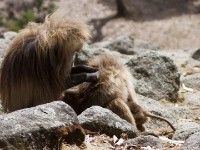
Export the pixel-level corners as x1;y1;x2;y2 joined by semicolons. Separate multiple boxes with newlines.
65;65;98;89
71;65;98;74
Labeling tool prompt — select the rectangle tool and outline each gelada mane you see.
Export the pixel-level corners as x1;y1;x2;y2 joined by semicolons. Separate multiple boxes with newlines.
0;9;90;112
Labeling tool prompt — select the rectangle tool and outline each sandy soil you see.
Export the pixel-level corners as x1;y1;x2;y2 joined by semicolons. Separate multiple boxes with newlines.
57;0;200;49
1;0;200;49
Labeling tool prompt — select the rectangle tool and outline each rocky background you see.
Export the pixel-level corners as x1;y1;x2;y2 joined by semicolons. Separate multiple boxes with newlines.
0;33;200;150
0;0;200;150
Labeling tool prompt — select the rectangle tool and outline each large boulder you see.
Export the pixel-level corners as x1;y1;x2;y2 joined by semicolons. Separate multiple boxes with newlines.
118;0;194;20
78;106;137;138
0;31;17;65
125;135;162;149
181;73;200;91
173;122;200;141
75;44;132;65
136;94;192;131
75;36;159;65
91;35;159;55
0;101;85;149
183;92;200;106
192;48;200;61
0;101;3;115
181;132;200;150
3;31;17;41
127;51;180;101
0;38;9;64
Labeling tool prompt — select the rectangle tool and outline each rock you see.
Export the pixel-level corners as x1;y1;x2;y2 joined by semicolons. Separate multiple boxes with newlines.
0;101;85;149
134;39;160;51
192;48;200;61
75;44;94;65
125;135;162;149
127;51;180;101
182;73;200;91
183;92;200;106
0;38;10;64
78;106;137;138
120;0;193;20
173;122;200;141
0;32;17;65
75;44;132;65
0;100;3;115
0;38;9;52
91;35;159;55
0;32;17;52
3;31;17;41
181;132;200;150
136;94;192;131
75;36;159;67
0;31;3;38
159;48;200;74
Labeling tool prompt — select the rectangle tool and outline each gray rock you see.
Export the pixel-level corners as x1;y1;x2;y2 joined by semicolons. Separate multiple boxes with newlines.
127;51;180;101
173;122;200;141
0;32;17;65
0;31;3;38
78;106;137;138
3;31;17;41
91;35;159;55
0;100;3;115
0;101;85;149
0;38;9;51
182;73;200;91
126;135;162;149
192;48;200;61
134;39;160;51
75;44;94;65
160;48;200;72
0;38;10;64
120;0;193;20
137;94;192;131
75;44;132;65
183;92;200;106
181;132;200;150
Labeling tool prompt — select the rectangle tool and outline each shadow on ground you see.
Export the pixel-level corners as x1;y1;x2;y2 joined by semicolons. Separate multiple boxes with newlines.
98;0;200;21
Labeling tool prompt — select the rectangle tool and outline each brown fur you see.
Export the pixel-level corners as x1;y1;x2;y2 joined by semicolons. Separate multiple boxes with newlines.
0;10;90;112
63;55;176;132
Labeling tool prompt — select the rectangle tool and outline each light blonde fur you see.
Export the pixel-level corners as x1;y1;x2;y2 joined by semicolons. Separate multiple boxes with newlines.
63;55;176;132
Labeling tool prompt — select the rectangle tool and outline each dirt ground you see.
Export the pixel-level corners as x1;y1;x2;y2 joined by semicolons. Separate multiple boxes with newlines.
1;0;200;49
57;0;200;50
